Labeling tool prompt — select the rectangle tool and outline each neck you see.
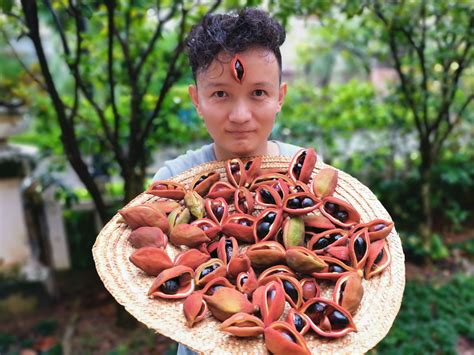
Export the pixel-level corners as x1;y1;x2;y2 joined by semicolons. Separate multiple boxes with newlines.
213;141;278;161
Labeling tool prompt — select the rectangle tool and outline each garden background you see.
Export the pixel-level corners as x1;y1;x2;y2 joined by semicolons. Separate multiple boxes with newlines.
0;1;472;354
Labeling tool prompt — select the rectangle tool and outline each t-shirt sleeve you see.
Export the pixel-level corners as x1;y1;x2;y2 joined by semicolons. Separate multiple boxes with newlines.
152;165;173;181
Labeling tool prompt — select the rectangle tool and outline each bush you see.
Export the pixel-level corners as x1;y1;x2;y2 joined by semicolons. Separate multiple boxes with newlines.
374;274;474;354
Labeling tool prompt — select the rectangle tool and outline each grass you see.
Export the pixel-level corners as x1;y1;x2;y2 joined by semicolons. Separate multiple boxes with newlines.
373;273;474;354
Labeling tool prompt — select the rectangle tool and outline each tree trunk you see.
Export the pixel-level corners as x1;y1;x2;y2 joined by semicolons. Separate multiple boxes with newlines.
123;168;146;205
419;139;433;255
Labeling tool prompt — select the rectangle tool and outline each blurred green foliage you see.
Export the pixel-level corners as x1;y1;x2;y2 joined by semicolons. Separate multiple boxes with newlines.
374;274;474;354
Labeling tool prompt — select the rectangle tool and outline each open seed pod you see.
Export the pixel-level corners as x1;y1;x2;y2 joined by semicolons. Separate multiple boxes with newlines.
246;241;286;269
301;298;357;338
319;196;361;228
349;228;370;270
286;308;311;335
128;226;168;249
226;158;247;187
253;208;283;242
205;241;219;259
283;192;319;216
169;223;210;248
190;218;221;240
289;180;311;194
365;239;391;280
236;268;258;297
148;265;195;300
219;312;264;337
255;184;283;208
129;247;173;276
285;247;327;273
249;172;293;191
206;181;236;201
199;276;235;295
333;272;364;315
307;229;349;254
242;156;262;188
183;292;208;327
252;280;286;326
311;168;338;198
289;148;317;184
205;197;229;225
221;213;255;243
282;216;305;248
173;249;210;271
150;200;181;215
303;214;336;234
259;274;304;309
257;265;296;281
119;204;169;233
312;256;357;281
217;236;239;265
300;277;321;300
194;258;227;287
264;321;311;355
203;287;256;322
234;187;255;214
168;206;191;230
227;253;251;279
354;219;394;241
190;171;220;196
146;180;186;200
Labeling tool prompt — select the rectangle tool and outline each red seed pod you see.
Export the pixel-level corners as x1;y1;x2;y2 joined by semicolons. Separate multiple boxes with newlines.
146;180;186;200
147;265;195;300
288;148;317;184
190;171;220;196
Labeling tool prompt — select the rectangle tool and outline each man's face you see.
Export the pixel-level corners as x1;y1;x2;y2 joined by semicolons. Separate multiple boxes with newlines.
189;47;287;160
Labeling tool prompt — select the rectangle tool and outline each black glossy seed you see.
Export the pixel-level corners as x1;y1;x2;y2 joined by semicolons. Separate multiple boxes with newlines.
245;161;252;170
331;234;343;242
200;264;218;278
263;212;277;223
225;240;234;261
295;185;305;192
301;197;314;208
328;310;349;329
160;278;179;294
374;249;384;264
195;176;206;186
276;229;284;245
257;221;271;238
325;202;339;215
281;331;297;343
267;289;276;301
305;301;326;323
210;249;218;259
261;189;276;204
230;163;239;174
329;265;345;273
293;314;305;332
292;163;303;175
335;210;348;222
371;223;386;232
283;280;299;303
315;237;330;249
214;206;225;220
288;197;301;209
354;237;367;261
240;276;248;286
239;219;252;226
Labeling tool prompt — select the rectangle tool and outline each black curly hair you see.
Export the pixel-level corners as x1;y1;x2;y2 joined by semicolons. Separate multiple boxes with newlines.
186;8;286;81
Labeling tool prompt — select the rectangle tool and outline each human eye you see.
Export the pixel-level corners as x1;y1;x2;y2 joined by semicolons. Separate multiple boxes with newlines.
252;89;267;97
212;91;228;98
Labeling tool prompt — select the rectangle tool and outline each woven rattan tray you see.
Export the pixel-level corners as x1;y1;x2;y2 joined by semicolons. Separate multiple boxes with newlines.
93;156;405;354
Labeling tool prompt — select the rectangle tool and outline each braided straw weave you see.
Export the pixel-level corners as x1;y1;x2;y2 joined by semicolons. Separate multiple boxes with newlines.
93;157;405;354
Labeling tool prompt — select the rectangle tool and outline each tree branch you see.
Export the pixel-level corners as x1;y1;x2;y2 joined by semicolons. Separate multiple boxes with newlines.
43;0;70;57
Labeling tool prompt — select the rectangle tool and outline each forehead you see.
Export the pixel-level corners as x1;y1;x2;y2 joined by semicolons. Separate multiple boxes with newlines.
196;47;280;86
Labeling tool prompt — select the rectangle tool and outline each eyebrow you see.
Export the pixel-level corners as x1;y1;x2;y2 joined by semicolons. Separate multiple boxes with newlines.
204;81;274;89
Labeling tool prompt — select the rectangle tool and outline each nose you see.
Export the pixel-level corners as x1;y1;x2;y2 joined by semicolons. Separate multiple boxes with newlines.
228;100;252;123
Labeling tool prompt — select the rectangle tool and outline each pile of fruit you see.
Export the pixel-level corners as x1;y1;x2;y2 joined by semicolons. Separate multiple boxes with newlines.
119;148;393;354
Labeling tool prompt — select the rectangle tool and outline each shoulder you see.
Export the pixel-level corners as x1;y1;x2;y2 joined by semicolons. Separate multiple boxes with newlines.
275;140;324;163
152;143;216;181
275;140;302;157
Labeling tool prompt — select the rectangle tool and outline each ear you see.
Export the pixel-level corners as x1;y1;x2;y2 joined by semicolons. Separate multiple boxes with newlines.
277;82;287;112
188;84;202;116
